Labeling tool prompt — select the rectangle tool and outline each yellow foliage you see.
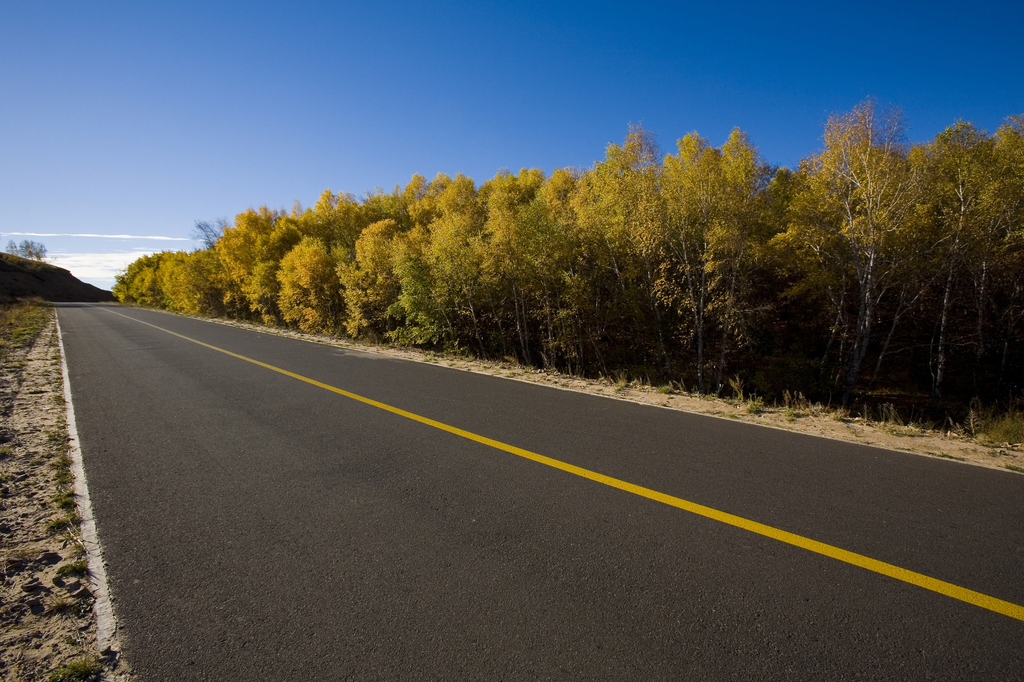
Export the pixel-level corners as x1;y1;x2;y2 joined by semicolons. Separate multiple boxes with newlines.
278;237;343;334
338;219;402;338
216;207;300;323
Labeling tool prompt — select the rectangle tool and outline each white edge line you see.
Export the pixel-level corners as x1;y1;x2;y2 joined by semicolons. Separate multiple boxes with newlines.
56;311;120;652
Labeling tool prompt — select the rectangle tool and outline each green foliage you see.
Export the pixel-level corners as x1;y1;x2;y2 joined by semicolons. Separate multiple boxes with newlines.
745;396;765;414
53;490;76;511
56;559;89;577
48;658;101;682
46;511;81;535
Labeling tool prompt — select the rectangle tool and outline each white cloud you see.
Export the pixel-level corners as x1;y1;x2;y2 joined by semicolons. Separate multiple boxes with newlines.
2;232;190;241
48;251;158;289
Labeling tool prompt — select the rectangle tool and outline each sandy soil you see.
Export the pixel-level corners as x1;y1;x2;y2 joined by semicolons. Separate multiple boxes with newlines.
208;317;1024;475
0;314;123;681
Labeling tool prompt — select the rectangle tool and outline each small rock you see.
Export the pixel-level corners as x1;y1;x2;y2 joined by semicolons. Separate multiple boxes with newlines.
64;580;82;593
52;575;66;588
70;586;93;600
26;598;45;615
21;579;48;594
38;551;61;565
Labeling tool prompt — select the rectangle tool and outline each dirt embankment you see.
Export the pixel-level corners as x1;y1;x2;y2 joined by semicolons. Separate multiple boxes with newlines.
0;254;115;304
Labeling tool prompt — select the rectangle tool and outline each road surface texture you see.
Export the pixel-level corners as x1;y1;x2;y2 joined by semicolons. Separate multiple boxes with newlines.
57;303;1024;681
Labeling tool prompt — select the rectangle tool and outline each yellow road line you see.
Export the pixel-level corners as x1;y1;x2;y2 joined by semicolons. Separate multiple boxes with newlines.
102;308;1024;623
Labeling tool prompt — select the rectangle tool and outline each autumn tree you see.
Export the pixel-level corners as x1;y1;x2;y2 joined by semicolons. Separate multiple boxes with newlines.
919;122;1002;399
110;107;1024;413
338;219;403;339
277;236;345;333
777;100;924;406
478;168;547;363
300;190;366;257
660;129;774;393
181;249;231;316
982;116;1024;390
113;253;168;307
533;169;592;372
415;174;488;350
571;125;670;376
216;206;301;324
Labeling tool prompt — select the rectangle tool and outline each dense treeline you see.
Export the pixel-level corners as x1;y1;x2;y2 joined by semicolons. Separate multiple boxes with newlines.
115;102;1024;412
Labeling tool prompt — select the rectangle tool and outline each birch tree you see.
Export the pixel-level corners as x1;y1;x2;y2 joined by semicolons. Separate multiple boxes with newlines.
778;100;923;406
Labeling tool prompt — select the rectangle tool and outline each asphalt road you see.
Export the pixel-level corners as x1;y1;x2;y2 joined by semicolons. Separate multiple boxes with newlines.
57;303;1024;681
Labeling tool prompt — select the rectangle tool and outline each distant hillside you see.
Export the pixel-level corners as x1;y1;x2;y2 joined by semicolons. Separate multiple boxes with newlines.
0;253;117;303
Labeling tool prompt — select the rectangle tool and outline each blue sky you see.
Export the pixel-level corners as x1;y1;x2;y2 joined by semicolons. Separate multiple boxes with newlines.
2;0;1022;290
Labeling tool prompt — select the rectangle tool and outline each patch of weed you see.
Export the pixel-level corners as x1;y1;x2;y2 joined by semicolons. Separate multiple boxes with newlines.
727;375;744;403
1006;464;1024;473
979;411;1024;445
936;452;967;461
53;490;76;511
56;559;89;577
53;467;73;487
877;403;903;426
48;597;78;615
46;512;81;535
783;390;810;412
612;370;629;392
47;658;101;682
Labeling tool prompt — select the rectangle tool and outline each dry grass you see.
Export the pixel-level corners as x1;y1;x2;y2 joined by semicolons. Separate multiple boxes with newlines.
0;299;52;358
